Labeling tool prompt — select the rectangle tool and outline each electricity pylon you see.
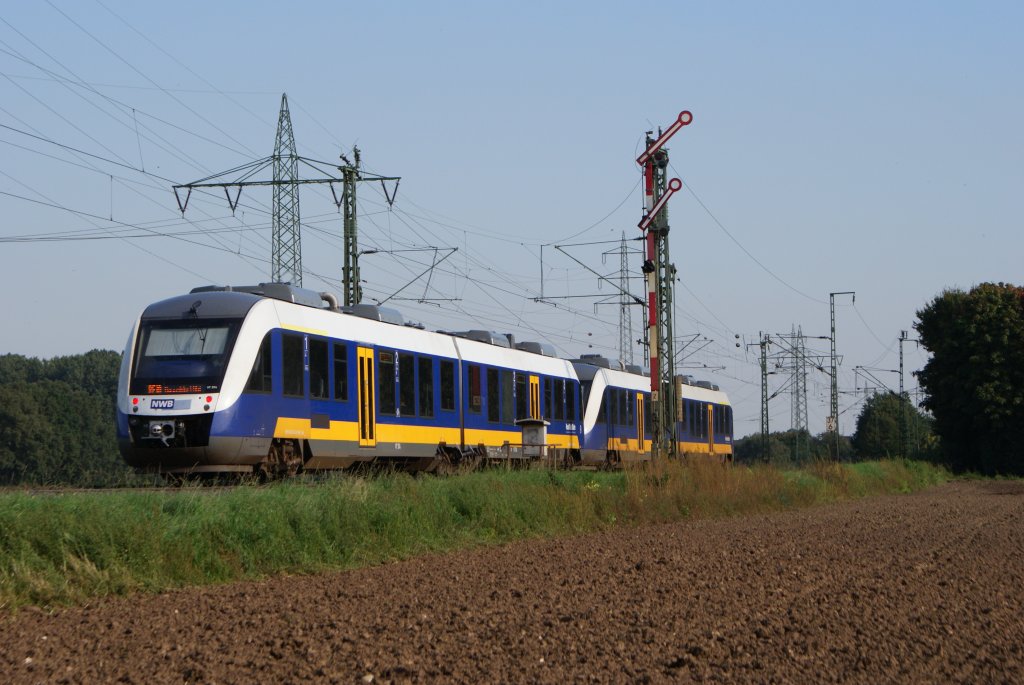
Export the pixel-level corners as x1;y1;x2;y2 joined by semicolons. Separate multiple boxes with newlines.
272;94;301;285
172;93;399;298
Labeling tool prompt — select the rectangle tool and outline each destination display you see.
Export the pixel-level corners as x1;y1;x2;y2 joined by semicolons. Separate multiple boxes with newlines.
146;383;210;395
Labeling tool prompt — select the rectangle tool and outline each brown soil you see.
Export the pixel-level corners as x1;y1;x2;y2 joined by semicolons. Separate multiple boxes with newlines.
2;480;1022;684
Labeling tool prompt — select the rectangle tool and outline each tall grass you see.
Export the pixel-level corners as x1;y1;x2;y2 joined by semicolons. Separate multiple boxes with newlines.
0;459;947;610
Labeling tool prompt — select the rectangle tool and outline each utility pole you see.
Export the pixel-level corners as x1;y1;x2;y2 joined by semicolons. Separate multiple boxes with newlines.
340;147;363;307
829;291;855;458
618;231;633;366
271;94;301;285
637;111;691;457
790;325;809;461
172;94;399;297
759;333;771;461
746;333;772;461
899;330;919;459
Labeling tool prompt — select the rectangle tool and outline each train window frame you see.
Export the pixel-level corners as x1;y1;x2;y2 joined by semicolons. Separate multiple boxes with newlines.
486;367;500;423
643;393;651;434
608;388;619;426
467;364;482;414
399;352;416;417
566;381;576;423
419;357;434;418
332;343;348;402
308;337;329;400
543;378;552;419
554;378;564;421
515;372;527;420
244;332;273;394
378;350;397;416
500;370;514;424
282;333;305;398
440;359;455;412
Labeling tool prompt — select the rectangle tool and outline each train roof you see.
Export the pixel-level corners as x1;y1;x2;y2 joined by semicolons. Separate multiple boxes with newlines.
142;290;263;320
573;360;730;404
157;283;576;377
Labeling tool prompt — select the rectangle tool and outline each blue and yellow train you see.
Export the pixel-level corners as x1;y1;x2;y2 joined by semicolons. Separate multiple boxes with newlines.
117;283;732;476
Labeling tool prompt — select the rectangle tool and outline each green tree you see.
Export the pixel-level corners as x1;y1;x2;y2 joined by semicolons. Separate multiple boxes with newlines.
733;429;852;465
0;350;131;486
851;392;934;459
915;283;1024;475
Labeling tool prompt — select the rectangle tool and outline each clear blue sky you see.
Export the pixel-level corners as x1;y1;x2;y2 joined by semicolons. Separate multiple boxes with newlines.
1;1;1021;438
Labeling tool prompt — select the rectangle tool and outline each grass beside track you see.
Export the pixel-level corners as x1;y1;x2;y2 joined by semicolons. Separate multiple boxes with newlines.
0;459;948;610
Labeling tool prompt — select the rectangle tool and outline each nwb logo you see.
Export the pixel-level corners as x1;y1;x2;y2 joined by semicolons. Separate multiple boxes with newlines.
150;399;175;409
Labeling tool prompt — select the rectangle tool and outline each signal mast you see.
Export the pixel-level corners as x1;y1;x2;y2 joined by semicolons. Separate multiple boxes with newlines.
636;111;691;456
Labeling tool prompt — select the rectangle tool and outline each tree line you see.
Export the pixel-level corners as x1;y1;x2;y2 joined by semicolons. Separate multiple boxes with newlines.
0;350;137;486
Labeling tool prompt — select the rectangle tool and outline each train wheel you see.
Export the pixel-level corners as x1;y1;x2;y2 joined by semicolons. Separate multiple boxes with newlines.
434;447;458;476
259;439;304;480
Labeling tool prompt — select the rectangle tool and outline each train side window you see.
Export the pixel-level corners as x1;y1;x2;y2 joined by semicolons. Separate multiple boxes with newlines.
544;378;552;419
501;370;514;424
554;379;564;421
244;333;272;393
333;343;348;401
515;373;527;420
282;334;305;397
419;357;434;418
440;359;455;411
608;389;618;425
643;393;651;434
566;382;576;422
309;338;329;399
619;389;629;426
378;350;396;415
399;353;416;417
468;364;482;413
487;367;500;423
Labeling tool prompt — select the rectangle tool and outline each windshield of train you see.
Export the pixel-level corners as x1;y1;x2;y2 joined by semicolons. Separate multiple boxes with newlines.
130;318;241;394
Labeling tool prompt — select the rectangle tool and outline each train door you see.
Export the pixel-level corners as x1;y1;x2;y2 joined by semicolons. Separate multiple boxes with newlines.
636;392;645;454
529;375;540;419
357;347;376;447
707;404;714;454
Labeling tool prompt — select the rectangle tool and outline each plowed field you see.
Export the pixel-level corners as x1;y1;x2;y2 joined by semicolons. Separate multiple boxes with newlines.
2;480;1022;684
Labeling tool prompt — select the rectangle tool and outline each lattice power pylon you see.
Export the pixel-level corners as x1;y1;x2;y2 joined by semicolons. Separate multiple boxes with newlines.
272;94;302;285
171;94;399;296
